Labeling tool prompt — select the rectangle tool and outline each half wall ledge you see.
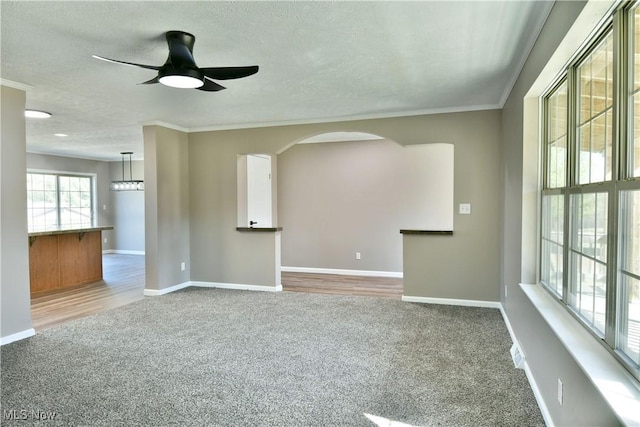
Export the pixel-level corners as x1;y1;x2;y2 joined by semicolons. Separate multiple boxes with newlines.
236;227;283;232
400;229;453;235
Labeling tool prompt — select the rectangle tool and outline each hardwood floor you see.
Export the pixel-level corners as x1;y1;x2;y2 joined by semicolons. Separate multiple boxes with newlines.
281;272;403;299
30;254;146;331
30;255;403;331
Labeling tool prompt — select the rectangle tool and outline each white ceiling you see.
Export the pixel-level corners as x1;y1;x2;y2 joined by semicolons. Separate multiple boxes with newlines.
0;1;553;161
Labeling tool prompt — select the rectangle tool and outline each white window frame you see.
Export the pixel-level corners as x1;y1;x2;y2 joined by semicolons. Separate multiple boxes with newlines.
27;169;97;232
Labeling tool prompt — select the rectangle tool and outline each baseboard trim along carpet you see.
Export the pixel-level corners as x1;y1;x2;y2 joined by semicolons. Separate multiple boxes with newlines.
499;305;553;427
190;281;283;292
1;328;35;346
145;281;282;296
143;282;191;296
102;249;145;255
281;266;403;278
523;356;554;426
402;295;501;309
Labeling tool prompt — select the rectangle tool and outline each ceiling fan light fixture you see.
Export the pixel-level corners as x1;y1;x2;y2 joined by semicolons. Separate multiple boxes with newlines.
158;68;204;89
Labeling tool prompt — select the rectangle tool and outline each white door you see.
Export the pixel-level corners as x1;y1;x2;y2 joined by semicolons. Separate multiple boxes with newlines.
246;154;272;227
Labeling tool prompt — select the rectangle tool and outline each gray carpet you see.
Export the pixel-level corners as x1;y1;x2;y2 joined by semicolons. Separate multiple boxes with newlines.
1;288;544;426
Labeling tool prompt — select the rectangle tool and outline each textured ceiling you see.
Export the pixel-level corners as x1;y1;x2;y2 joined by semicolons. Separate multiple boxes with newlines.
0;1;553;161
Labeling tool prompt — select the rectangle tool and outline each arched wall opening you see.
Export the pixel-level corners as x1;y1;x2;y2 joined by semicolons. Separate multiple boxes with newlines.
277;131;454;276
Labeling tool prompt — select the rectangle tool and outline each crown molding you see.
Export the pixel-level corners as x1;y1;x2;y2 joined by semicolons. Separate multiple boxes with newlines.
0;78;32;91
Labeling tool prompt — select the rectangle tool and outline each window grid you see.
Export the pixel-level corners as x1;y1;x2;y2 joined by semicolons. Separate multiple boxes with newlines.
27;172;94;232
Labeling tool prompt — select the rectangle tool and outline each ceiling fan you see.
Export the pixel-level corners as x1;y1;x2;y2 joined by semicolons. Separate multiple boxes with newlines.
93;30;258;91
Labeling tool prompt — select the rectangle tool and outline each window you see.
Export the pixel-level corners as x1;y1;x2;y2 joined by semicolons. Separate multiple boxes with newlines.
540;2;640;381
27;172;94;232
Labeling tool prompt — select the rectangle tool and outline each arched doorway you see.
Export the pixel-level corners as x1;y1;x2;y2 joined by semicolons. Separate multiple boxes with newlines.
277;132;454;299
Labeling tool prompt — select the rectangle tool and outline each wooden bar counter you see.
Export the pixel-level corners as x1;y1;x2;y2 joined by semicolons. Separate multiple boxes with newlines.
28;226;114;295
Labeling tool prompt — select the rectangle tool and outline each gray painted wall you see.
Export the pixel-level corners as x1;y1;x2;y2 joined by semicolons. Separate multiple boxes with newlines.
1;85;33;339
278;139;453;273
26;152;113;250
144;126;190;291
186;110;501;302
109;160;144;252
502;1;620;425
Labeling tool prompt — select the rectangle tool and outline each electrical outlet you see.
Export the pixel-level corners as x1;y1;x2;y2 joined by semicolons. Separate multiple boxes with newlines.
355;252;361;260
181;262;186;271
103;238;107;244
459;203;471;214
557;378;563;405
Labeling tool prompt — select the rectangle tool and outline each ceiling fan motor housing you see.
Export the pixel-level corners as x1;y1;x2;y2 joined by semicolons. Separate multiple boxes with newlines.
166;31;196;52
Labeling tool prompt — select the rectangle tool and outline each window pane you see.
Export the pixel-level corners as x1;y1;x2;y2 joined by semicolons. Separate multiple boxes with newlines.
631;6;640;177
26;173;59;232
577;32;614;184
58;176;69;192
619;190;640;366
620;190;640;276
546;81;568;188
619;275;640;366
541;195;565;296
569;192;608;335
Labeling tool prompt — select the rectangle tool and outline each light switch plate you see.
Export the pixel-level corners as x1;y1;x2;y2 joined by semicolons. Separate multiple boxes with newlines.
459;203;471;214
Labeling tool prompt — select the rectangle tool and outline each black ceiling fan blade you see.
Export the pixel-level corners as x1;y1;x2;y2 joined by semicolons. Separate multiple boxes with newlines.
92;55;160;71
197;79;226;92
199;66;259;80
139;76;160;85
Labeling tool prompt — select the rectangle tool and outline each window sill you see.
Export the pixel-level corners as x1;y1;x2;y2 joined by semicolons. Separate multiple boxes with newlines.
519;283;640;426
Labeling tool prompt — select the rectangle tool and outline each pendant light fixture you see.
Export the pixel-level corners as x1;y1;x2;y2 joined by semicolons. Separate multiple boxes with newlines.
110;152;144;191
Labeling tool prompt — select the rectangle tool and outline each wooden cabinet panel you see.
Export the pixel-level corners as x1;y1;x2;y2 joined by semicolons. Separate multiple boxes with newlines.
29;235;61;293
29;230;105;295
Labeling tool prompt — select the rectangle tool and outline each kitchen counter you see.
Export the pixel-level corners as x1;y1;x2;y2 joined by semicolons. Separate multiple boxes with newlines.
28;226;114;295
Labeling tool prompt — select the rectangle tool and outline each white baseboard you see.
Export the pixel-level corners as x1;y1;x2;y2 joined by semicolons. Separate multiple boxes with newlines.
144;281;282;296
143;281;190;296
499;304;519;347
500;303;553;426
190;281;283;292
1;328;36;345
401;295;501;309
281;266;402;278
523;356;554;427
103;250;145;255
